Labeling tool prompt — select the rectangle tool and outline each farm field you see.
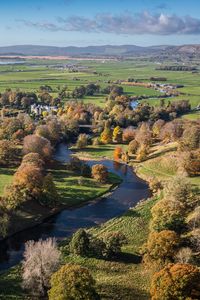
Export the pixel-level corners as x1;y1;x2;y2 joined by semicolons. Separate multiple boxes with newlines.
0;59;199;113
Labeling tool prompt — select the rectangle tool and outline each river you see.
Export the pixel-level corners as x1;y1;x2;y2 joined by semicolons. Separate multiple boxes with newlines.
0;143;150;270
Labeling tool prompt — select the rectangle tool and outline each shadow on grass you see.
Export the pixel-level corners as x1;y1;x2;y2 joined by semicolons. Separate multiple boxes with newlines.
99;283;149;300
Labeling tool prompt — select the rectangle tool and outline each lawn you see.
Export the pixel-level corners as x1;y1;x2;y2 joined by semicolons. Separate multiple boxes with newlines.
0;167;15;195
51;167;121;206
72;144;128;160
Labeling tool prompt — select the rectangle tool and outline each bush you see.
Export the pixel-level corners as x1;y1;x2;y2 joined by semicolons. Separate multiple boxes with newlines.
150;263;200;300
92;164;108;183
48;264;100;300
102;231;127;258
69;229;90;256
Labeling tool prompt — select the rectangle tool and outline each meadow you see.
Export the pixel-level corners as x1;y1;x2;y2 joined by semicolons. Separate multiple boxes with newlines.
0;59;199;113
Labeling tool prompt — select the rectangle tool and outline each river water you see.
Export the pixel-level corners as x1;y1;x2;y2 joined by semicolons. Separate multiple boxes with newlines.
0;143;150;270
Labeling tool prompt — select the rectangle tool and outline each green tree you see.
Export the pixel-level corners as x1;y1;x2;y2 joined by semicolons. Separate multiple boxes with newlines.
48;264;100;300
69;229;90;256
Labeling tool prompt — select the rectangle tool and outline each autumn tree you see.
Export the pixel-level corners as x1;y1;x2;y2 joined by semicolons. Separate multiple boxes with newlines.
151;198;185;232
150;263;200;300
23;134;52;160
143;230;179;266
113;126;122;143
48;264;100;300
76;133;88;149
180;125;200;150
114;146;123;161
92;164;108;183
122;126;136;142
128;139;138;155
136;144;149;161
100;126;112;144
22;238;61;297
0;140;15;165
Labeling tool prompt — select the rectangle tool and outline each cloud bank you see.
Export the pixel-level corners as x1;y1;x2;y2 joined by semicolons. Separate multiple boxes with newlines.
18;11;200;35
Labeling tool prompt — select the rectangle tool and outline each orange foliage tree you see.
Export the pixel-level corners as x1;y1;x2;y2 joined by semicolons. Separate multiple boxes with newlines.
150;263;200;300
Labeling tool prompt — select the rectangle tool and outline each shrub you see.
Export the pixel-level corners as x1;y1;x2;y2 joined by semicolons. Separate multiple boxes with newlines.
69;229;90;256
150;263;200;300
22;238;60;297
102;231;127;258
48;264;100;300
92;164;108;183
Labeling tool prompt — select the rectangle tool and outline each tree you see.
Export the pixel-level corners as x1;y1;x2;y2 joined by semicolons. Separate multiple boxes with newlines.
135;122;152;146
180;125;200;150
48;264;100;300
175;247;192;263
13;164;43;199
136;144;149;161
92;164;108;183
113;126;122;143
22;238;60;297
102;231;127;258
23;134;52;160
69;229;90;256
143;230;179;265
122;126;136;142
0;140;15;164
151;198;185;232
150;263;200;300
76;134;88;149
21;152;44;169
114;147;123;161
100;126;112;144
41;174;59;207
128;139;138;155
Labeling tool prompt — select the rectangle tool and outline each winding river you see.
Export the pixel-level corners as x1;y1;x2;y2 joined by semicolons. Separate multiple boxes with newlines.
0;143;150;270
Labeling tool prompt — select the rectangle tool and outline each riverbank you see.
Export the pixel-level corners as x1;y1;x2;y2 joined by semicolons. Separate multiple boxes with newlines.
0;195;158;300
0;161;121;241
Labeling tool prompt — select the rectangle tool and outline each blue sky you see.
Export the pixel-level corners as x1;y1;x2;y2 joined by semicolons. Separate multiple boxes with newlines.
1;0;200;46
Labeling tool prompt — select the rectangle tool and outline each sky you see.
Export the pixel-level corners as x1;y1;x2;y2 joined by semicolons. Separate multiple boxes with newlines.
1;0;200;47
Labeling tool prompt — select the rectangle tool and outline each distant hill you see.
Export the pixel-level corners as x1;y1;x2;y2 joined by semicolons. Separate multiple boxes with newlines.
0;44;199;57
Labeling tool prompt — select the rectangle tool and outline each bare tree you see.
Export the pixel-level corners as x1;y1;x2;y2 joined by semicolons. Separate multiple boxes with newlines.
22;238;61;297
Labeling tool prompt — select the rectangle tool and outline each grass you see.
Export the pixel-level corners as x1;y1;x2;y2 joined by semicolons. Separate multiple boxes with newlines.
0;167;15;195
51;167;121;206
1;163;121;239
135;146;200;189
73;144;128;160
0;196;158;300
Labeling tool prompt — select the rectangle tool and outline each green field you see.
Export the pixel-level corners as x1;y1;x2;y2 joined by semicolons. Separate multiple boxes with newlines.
0;167;15;195
0;59;199;110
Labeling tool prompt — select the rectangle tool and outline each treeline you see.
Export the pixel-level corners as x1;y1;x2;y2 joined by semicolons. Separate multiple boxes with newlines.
156;65;197;71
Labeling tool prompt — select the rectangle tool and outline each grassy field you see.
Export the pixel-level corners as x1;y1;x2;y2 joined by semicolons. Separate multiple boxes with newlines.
0;59;199;110
0;195;158;300
0;167;15;195
72;144;128;160
51;167;121;206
